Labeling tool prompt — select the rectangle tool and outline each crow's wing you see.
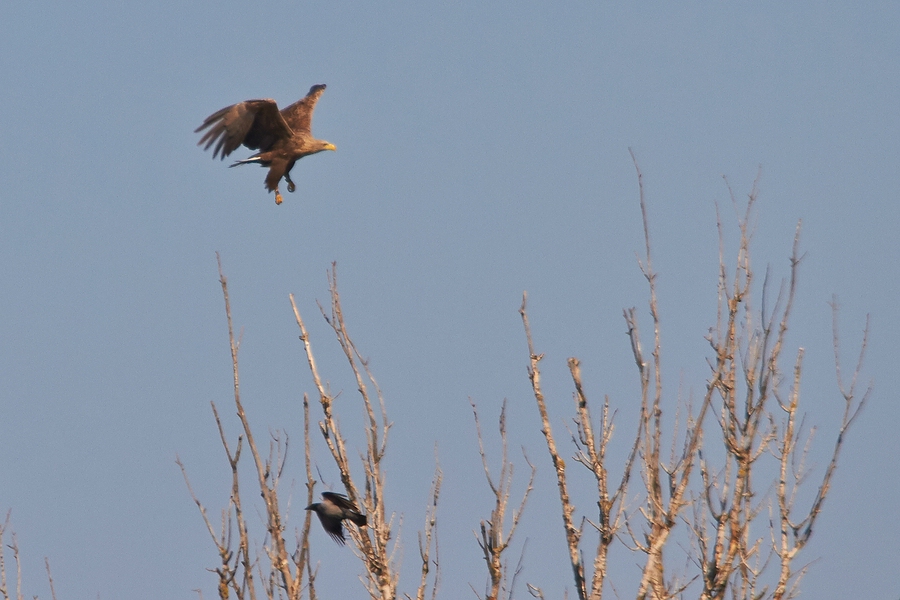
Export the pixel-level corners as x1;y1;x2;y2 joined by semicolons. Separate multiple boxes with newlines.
321;491;356;510
321;492;367;527
314;511;346;544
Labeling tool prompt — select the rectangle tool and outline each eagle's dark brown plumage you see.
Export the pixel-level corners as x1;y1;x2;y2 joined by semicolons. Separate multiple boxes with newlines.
196;84;335;205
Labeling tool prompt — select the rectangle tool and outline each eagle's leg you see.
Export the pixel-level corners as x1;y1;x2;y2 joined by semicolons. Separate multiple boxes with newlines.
266;162;289;204
285;161;297;193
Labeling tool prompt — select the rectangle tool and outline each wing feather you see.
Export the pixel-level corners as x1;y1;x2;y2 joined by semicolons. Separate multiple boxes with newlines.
321;491;356;511
281;84;326;134
195;99;293;159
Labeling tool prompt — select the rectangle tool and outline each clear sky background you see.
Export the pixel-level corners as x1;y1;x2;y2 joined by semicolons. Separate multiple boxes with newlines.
1;2;897;598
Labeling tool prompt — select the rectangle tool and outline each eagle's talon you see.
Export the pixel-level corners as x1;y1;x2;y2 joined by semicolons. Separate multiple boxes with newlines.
275;190;283;205
287;180;296;193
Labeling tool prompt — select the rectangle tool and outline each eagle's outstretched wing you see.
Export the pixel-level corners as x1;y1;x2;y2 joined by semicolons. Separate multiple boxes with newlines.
281;84;327;135
195;99;293;159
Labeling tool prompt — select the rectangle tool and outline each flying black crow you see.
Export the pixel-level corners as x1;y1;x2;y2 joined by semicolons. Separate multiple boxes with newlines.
306;492;367;545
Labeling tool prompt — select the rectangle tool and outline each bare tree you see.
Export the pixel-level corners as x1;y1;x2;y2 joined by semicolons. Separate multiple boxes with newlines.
291;264;442;600
0;513;57;600
0;511;24;600
178;254;318;600
520;161;869;600
470;398;536;600
411;459;442;600
183;162;867;600
183;259;441;600
690;184;868;600
290;267;398;600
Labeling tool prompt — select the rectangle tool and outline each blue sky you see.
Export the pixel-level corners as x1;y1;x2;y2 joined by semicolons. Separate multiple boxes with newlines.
1;2;897;598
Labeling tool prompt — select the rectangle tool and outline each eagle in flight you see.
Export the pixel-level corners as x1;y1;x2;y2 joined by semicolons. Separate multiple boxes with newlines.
196;84;335;205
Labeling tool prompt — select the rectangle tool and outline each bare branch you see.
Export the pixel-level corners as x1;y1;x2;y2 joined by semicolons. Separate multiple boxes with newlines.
292;266;398;600
415;458;442;600
520;293;587;600
471;399;535;600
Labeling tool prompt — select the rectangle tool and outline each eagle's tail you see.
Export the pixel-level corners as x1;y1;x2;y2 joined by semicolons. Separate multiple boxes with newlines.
229;155;267;168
